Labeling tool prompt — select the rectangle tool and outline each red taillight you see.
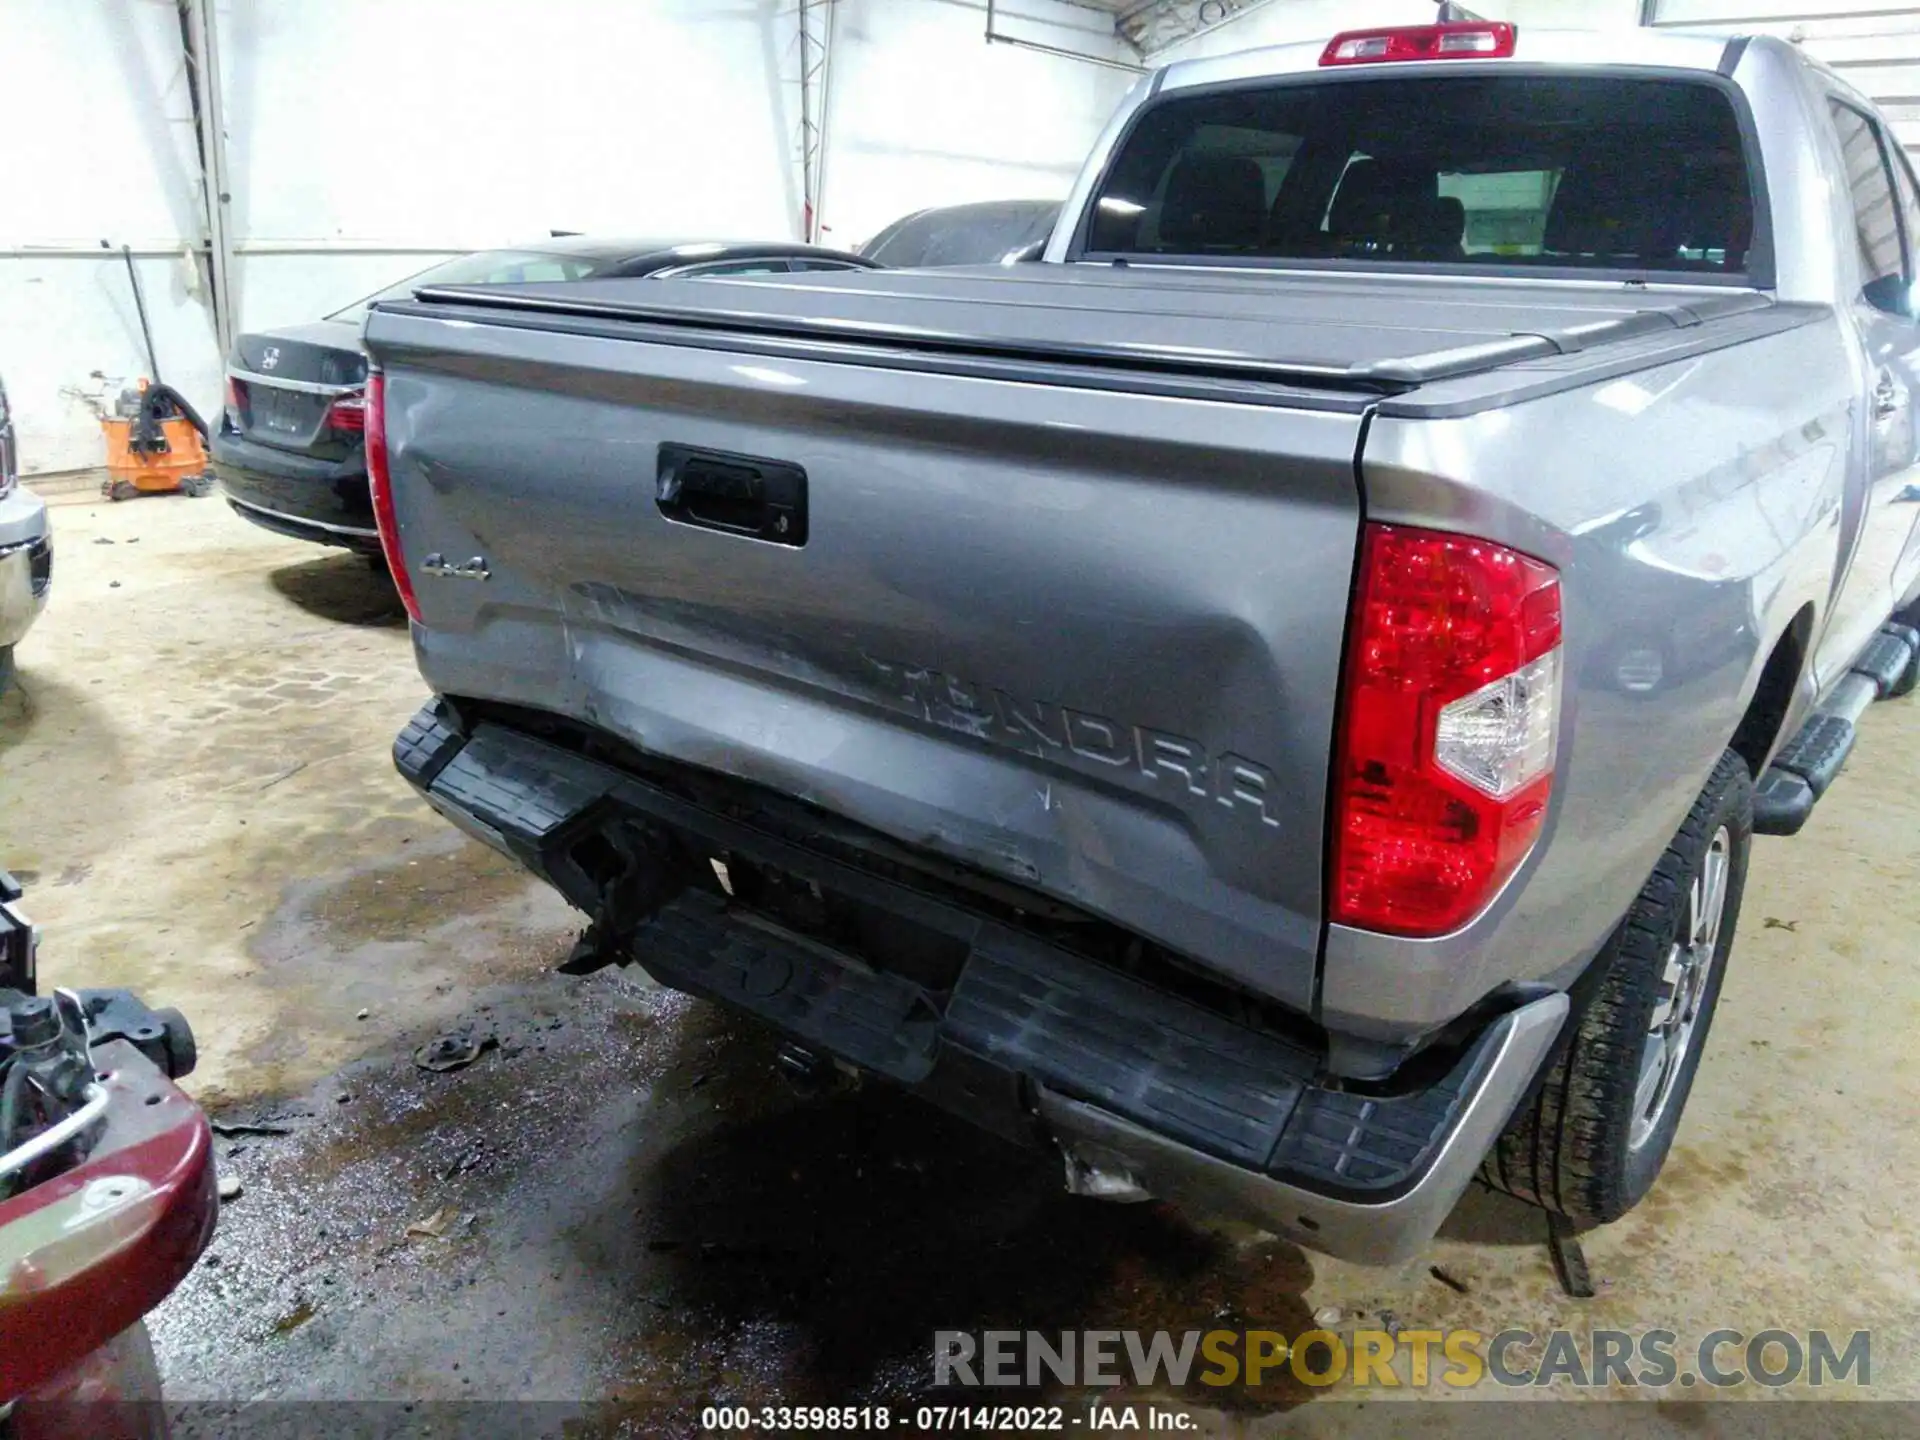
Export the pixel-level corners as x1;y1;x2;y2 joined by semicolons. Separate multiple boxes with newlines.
1321;22;1517;66
1330;523;1562;938
325;390;366;433
366;374;421;623
224;375;247;423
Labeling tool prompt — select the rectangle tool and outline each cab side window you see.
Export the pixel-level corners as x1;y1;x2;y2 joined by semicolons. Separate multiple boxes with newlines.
1890;144;1920;281
1829;100;1910;314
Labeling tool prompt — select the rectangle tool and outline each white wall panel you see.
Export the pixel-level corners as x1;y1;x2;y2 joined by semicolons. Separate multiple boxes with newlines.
0;0;222;473
218;0;796;336
4;0;1142;471
822;0;1134;248
1502;0;1643;27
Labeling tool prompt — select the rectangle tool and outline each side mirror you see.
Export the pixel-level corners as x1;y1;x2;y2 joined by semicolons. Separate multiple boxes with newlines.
1862;273;1915;317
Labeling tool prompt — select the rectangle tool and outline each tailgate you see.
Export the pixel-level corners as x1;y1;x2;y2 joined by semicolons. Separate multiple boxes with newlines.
365;280;1378;1011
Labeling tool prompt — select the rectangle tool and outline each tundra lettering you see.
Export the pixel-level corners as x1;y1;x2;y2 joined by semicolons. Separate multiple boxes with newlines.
867;656;1280;824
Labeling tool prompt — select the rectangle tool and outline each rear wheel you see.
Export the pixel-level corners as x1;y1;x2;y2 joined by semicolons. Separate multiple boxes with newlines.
1483;748;1751;1223
0;645;13;697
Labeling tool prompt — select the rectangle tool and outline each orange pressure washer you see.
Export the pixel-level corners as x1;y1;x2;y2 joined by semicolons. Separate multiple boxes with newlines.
98;245;214;502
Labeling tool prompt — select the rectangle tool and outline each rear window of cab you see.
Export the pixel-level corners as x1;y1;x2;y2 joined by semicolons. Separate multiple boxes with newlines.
1080;74;1757;277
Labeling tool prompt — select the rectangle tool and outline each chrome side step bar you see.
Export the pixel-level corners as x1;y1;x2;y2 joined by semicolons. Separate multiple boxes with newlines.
1754;624;1915;836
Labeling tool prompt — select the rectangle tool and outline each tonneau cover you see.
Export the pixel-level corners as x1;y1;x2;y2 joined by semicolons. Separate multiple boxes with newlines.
407;263;1778;393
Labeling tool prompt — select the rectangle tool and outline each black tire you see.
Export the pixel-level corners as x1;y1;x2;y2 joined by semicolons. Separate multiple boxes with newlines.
1483;748;1752;1223
152;1007;197;1079
0;645;13;697
1888;645;1918;699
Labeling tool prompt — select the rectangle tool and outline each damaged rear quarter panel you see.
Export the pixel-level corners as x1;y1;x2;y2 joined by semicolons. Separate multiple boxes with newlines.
1324;317;1851;1042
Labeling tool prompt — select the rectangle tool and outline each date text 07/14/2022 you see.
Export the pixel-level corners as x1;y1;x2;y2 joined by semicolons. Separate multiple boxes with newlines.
699;1403;1194;1431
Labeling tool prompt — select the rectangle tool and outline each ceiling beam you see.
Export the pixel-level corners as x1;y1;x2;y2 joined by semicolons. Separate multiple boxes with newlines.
1115;0;1287;58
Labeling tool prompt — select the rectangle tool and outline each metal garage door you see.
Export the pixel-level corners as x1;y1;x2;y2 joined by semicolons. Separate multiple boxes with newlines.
1648;1;1920;156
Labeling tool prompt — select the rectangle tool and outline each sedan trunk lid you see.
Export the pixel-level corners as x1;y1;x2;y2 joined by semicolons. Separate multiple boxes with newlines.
228;320;368;455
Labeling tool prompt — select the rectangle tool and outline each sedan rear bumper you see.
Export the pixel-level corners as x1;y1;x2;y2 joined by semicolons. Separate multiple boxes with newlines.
393;699;1568;1264
210;428;378;553
224;494;381;553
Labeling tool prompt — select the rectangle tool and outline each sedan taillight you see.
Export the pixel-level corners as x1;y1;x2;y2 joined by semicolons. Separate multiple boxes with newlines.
324;390;366;433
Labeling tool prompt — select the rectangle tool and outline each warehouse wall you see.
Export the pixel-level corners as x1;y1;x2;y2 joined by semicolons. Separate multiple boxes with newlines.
4;0;1133;475
220;0;798;337
1503;0;1643;26
226;0;1132;324
0;0;224;474
823;0;1134;247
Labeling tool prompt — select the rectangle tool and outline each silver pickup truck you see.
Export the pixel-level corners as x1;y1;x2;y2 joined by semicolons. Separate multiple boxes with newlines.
0;375;53;696
364;22;1920;1263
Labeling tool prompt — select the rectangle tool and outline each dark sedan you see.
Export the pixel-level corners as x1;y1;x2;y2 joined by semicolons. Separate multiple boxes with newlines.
858;199;1061;268
213;237;878;556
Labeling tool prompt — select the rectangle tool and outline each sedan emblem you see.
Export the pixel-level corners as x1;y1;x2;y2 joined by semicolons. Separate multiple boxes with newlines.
260;346;280;371
420;553;490;581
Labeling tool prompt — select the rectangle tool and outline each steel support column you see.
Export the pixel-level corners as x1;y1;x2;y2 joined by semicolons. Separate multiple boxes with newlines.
794;0;837;244
180;0;236;355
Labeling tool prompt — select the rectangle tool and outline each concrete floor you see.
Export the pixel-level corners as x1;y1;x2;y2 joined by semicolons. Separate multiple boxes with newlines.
2;492;1916;1434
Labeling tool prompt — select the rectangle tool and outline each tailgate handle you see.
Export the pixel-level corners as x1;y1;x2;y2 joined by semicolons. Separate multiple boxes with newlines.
657;444;807;546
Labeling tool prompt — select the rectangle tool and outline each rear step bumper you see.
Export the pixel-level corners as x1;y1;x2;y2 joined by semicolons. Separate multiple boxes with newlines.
393;699;1567;1264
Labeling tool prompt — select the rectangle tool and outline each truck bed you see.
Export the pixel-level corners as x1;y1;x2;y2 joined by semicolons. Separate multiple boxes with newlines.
364;265;1817;1020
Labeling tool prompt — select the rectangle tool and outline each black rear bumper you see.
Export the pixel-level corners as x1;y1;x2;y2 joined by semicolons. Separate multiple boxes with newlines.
210;428;379;553
394;699;1565;1263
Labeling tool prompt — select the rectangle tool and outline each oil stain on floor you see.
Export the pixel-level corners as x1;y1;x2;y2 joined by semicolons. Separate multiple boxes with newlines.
151;966;1321;1431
